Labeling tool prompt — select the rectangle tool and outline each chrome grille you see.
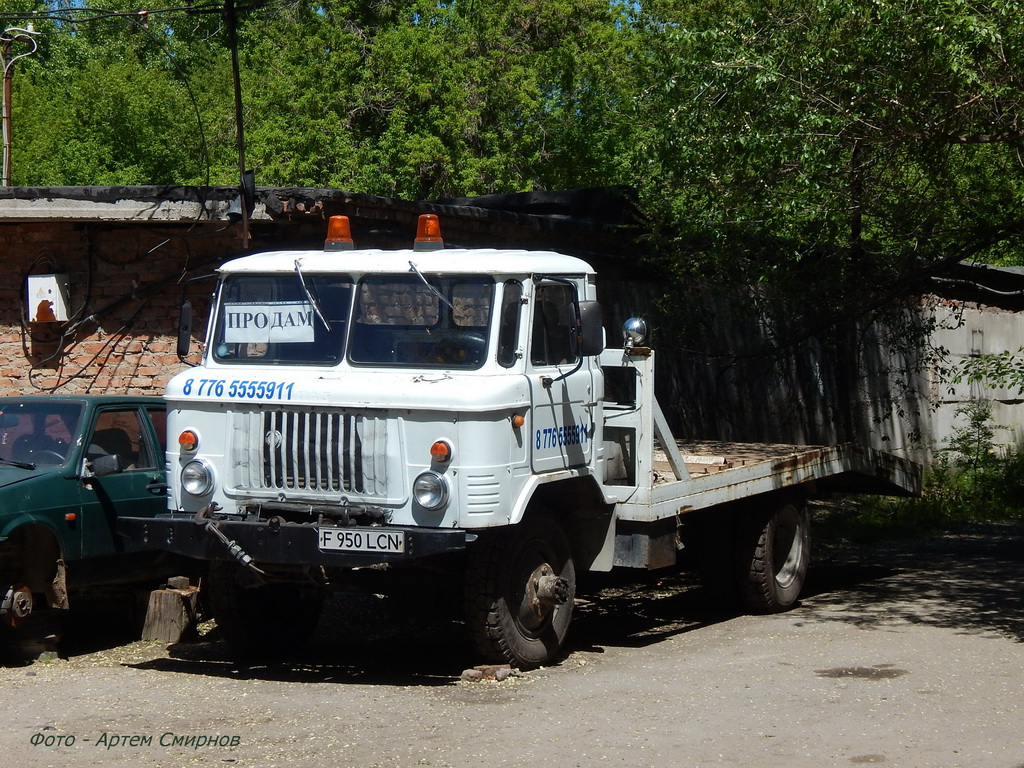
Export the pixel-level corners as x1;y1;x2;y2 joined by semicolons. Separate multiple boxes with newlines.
248;409;386;495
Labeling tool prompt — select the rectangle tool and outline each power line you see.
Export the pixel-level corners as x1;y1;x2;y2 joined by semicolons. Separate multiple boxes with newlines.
0;4;266;26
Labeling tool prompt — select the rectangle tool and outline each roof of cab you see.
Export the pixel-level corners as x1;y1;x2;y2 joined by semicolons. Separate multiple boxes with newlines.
218;247;596;277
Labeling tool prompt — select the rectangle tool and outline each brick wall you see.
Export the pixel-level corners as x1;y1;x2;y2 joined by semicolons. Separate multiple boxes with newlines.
0;221;232;397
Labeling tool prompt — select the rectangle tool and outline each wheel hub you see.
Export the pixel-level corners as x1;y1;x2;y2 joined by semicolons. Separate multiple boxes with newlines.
1;585;34;627
526;563;569;620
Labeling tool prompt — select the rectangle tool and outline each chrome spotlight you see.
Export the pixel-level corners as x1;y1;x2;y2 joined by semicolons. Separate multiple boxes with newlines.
622;317;648;348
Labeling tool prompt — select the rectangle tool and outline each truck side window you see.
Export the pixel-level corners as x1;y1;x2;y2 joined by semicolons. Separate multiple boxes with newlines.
497;281;523;367
530;284;577;366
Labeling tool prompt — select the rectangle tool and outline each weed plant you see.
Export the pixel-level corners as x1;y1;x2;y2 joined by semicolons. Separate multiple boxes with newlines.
816;399;1024;542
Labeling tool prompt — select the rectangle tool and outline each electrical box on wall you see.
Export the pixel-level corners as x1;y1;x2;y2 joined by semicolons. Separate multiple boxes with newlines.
27;274;71;323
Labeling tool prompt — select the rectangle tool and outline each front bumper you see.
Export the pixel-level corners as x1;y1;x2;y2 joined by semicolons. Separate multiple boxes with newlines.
117;512;470;570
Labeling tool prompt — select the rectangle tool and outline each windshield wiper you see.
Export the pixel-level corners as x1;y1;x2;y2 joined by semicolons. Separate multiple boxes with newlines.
294;259;332;332
0;456;35;470
408;261;466;321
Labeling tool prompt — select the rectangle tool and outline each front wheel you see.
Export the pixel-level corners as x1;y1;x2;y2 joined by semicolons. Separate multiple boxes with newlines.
464;516;576;668
0;585;63;661
738;498;810;613
205;563;325;662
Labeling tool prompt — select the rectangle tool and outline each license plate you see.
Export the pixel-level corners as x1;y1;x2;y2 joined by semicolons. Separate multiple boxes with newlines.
317;527;405;554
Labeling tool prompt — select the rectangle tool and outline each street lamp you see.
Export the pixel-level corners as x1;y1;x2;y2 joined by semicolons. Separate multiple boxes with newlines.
2;25;40;187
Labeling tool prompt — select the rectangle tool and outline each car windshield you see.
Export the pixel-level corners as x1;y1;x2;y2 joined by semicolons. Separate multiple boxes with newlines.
0;400;84;467
349;275;493;369
211;274;354;365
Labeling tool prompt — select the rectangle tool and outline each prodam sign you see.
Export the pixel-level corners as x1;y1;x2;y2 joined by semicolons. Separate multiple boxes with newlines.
222;302;315;343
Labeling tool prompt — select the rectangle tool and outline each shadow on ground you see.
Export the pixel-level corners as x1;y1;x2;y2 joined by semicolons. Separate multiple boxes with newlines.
130;594;479;686
800;521;1024;642
123;574;724;685
6;521;1022;679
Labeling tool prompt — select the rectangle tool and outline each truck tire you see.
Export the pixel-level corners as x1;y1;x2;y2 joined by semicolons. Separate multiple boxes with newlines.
205;563;325;662
738;497;809;613
464;515;575;669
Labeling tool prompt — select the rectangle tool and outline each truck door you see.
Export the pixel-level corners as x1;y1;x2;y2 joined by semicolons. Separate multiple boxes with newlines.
528;280;595;473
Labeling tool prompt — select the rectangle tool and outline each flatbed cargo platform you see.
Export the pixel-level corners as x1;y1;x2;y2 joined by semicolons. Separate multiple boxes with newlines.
607;439;921;522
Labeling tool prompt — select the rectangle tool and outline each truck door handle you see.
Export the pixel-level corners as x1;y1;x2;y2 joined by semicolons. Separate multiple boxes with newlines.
146;480;169;494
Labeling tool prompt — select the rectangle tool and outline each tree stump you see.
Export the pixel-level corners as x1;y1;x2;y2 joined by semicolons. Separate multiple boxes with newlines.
141;581;200;643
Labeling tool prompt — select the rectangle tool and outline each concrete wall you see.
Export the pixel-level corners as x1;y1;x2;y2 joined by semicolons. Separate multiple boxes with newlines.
634;290;1024;464
931;302;1024;452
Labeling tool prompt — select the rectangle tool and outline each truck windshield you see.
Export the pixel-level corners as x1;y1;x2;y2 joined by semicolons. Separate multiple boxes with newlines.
211;274;354;365
349;276;493;369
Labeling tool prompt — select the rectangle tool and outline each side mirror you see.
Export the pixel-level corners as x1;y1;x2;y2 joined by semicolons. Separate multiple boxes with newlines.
176;301;193;361
577;301;604;356
91;453;126;477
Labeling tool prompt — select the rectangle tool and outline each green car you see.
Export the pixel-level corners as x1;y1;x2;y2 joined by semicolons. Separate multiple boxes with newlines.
0;395;196;651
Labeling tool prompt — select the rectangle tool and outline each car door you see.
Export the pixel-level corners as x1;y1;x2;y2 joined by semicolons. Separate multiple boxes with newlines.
77;404;168;560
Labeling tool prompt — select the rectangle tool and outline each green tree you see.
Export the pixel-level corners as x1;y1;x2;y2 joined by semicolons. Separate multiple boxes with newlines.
6;0;234;185
238;0;636;197
628;0;1024;291
955;347;1024;395
618;2;1023;421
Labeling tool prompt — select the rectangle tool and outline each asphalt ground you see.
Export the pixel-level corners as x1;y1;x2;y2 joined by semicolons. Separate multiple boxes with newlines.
2;521;1023;768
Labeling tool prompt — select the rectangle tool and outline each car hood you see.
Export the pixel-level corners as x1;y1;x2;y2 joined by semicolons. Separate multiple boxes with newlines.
0;464;64;490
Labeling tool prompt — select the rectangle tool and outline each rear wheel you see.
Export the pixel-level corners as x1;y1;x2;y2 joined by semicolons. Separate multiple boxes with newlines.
205;563;325;662
464;515;575;668
738;498;810;612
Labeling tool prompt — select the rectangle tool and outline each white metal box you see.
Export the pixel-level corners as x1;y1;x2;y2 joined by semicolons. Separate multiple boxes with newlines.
27;274;70;322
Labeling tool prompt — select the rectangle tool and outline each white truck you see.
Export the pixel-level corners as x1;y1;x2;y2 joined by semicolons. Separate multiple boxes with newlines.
119;214;920;667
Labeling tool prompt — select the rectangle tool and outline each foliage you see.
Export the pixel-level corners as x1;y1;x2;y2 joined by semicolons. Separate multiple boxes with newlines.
5;1;1022;250
818;399;1024;542
3;0;637;196
632;0;1024;259
954;347;1024;396
3;1;1024;410
600;0;1024;441
235;0;636;196
3;0;231;184
628;1;1024;342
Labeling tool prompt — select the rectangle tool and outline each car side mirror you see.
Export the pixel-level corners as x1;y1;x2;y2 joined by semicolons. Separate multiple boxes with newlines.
91;453;127;477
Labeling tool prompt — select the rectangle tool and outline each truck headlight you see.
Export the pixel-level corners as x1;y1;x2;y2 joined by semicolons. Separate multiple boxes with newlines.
413;471;449;510
181;459;215;496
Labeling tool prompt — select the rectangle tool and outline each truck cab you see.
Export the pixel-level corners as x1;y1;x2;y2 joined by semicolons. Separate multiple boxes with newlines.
164;227;604;538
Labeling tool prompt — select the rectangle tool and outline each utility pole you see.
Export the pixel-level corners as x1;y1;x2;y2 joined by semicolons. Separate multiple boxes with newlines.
224;0;252;247
1;25;39;187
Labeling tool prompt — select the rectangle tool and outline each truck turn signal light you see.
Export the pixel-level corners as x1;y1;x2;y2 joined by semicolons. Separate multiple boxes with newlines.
429;440;452;463
178;430;199;452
